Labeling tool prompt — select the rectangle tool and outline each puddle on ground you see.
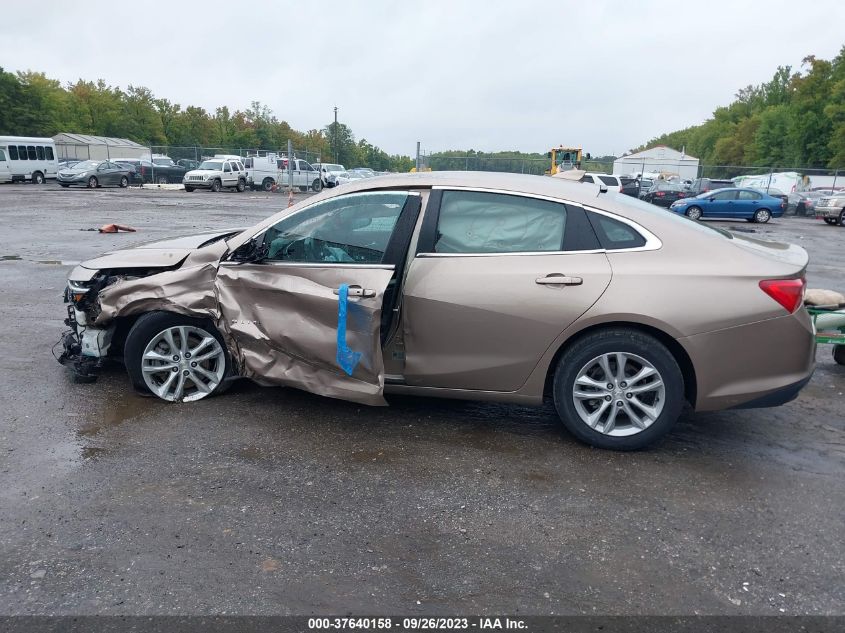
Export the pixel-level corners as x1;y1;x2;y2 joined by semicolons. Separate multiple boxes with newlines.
76;394;153;437
80;446;108;460
1;255;22;260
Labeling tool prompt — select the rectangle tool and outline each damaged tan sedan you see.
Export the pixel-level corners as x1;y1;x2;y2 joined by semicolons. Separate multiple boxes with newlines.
59;172;815;450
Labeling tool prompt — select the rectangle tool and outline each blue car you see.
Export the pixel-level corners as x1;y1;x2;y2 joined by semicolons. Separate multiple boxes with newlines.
669;187;785;223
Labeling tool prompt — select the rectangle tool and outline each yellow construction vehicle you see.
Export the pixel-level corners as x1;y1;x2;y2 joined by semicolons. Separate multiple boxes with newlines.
545;146;590;175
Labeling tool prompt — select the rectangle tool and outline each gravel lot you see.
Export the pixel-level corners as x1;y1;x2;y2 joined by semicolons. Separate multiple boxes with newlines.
0;183;843;615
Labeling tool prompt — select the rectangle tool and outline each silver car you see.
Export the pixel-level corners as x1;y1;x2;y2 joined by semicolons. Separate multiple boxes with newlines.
57;160;131;189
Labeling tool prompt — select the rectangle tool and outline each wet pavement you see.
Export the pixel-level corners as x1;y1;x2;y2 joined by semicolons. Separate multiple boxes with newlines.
0;183;843;615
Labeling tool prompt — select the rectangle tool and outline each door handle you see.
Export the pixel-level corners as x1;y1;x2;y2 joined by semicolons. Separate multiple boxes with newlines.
333;285;376;298
535;274;583;286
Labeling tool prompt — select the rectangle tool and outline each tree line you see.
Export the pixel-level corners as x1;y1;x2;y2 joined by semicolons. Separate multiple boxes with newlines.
0;67;413;171
634;45;845;170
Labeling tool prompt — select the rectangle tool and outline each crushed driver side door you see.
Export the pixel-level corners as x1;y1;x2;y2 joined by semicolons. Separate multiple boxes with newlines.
215;190;421;405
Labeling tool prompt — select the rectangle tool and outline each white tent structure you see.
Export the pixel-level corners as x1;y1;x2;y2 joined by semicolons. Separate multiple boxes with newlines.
613;146;699;181
53;133;148;161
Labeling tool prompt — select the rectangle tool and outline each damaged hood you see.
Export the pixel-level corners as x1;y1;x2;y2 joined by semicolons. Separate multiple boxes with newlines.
69;229;244;281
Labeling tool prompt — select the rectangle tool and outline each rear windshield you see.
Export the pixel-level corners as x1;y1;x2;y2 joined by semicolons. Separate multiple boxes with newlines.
609;192;733;239
598;176;618;186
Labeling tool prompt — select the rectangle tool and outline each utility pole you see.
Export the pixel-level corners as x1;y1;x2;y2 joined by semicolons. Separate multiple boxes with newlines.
333;106;338;163
416;142;421;172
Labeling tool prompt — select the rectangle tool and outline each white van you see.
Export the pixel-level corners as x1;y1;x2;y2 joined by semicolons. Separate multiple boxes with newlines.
0;147;12;183
0;136;58;183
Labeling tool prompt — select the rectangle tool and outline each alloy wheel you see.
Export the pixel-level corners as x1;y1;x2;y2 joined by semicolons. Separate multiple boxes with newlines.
572;352;666;437
141;325;226;402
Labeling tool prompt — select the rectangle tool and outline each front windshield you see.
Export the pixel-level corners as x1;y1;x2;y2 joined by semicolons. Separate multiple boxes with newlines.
70;160;98;171
153;158;173;166
199;161;223;170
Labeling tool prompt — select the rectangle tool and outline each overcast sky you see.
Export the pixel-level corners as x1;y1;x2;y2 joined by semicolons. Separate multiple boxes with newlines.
1;1;843;157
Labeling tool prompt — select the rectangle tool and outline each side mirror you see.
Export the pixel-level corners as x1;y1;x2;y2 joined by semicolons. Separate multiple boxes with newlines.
708;197;716;202
230;236;268;263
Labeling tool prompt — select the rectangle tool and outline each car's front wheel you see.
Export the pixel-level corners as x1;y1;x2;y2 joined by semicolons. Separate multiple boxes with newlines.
211;179;222;193
685;206;702;220
119;176;129;188
87;176;98;188
838;211;845;227
552;328;685;450
125;312;231;402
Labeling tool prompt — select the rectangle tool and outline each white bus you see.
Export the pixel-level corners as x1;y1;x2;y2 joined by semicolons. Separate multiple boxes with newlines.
0;136;58;184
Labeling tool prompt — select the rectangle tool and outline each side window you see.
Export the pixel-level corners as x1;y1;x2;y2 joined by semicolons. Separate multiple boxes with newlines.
45;146;54;160
223;162;232;173
303;162;314;172
263;191;409;264
737;190;761;201
36;146;45;160
712;190;737;201
588;212;647;250
8;146;18;160
27;146;37;160
0;149;5;161
598;175;618;186
18;146;27;160
433;191;566;254
580;174;595;184
236;162;244;171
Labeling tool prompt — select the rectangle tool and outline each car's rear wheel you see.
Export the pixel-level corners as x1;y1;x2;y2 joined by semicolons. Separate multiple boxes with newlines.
838;211;845;227
834;345;845;365
87;176;98;188
32;171;44;185
236;179;246;192
60;184;69;188
125;312;231;403
211;179;222;192
312;178;323;192
753;208;771;223
119;176;129;188
261;178;274;191
685;206;702;220
824;218;836;225
552;328;685;450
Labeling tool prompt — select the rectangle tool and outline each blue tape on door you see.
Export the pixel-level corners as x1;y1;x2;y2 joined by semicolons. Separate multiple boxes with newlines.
336;283;362;376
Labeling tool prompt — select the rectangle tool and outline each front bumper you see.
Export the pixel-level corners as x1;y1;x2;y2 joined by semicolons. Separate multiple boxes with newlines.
57;302;115;380
815;205;843;219
183;180;215;189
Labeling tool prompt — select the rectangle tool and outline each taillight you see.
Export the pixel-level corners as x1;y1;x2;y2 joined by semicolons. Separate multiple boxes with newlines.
656;191;665;197
759;278;805;313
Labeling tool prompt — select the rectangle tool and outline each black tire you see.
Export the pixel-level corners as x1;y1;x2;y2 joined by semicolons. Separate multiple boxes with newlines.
261;178;273;192
60;184;69;188
124;311;232;401
156;176;168;185
87;176;98;188
236;179;246;193
185;186;194;192
211;179;222;193
838;211;845;227
685;206;702;220
824;218;836;225
312;178;323;192
753;208;772;224
834;345;845;365
32;171;44;185
552;328;685;451
119;176;129;188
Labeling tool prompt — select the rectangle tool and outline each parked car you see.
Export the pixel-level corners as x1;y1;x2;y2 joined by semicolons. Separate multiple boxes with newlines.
686;178;735;196
789;191;825;216
177;159;200;171
318;163;346;187
669;188;784;223
57;160;131;188
182;157;246;192
113;159;187;185
57;172;814;451
351;168;376;177
815;192;845;225
580;173;622;193
640;182;688;207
